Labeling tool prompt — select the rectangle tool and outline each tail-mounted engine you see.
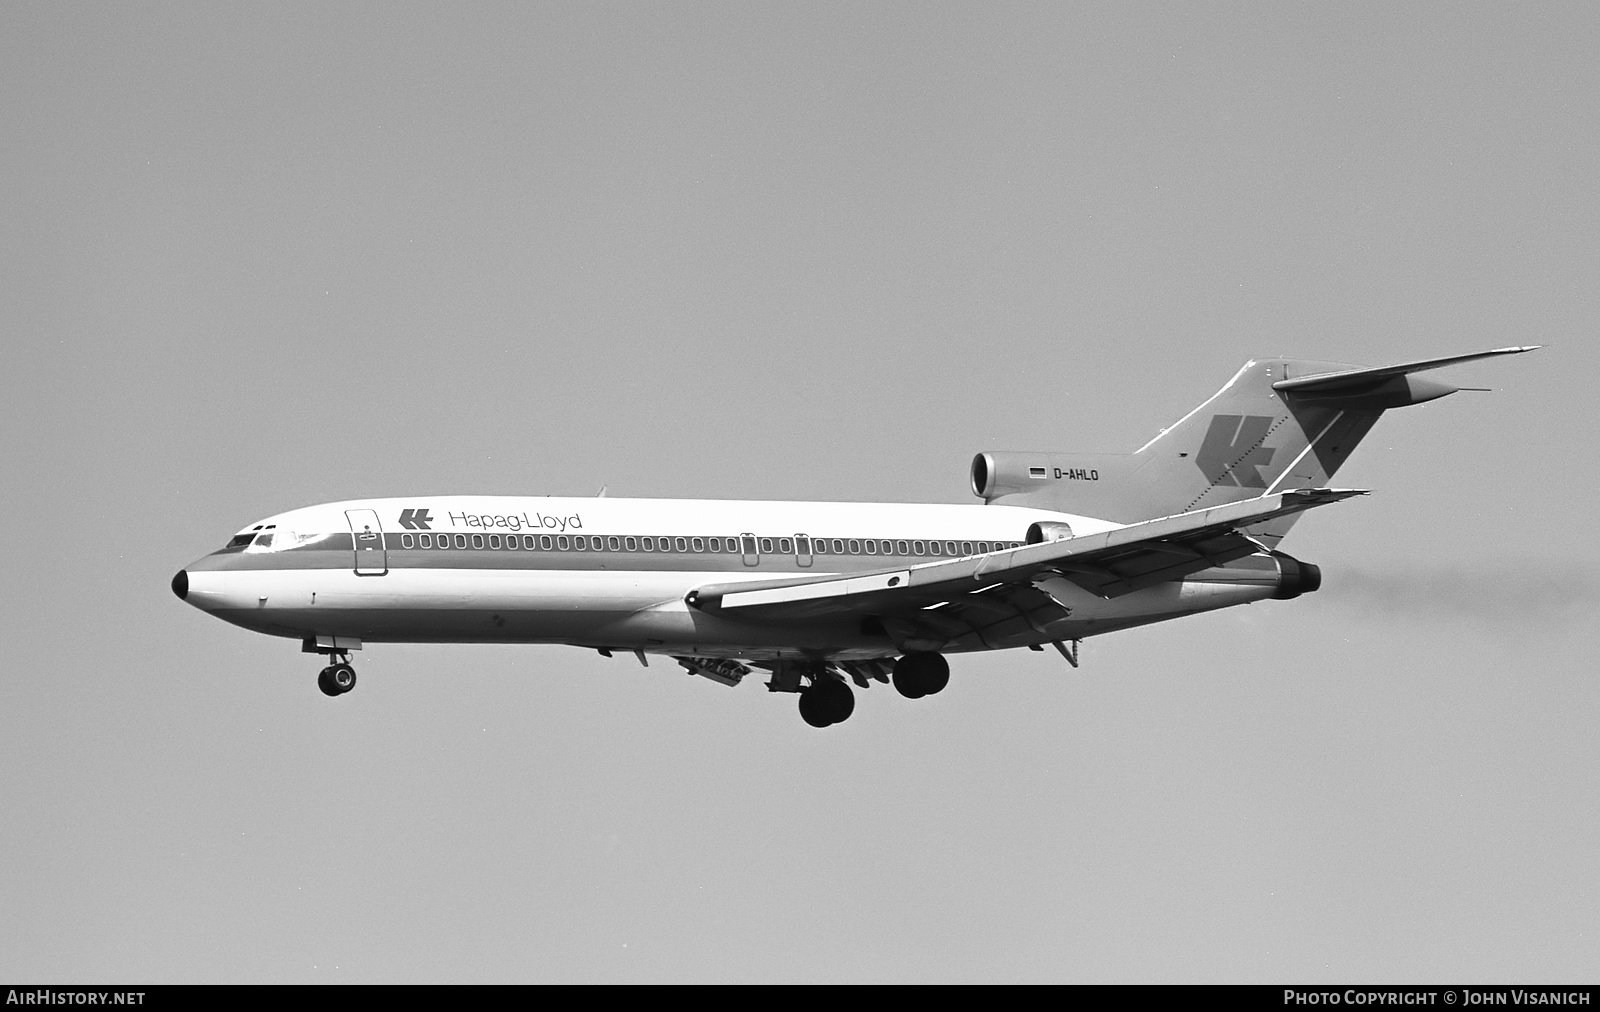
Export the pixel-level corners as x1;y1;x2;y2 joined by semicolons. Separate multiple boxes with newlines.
970;450;1137;518
1024;521;1075;543
1271;552;1322;599
971;451;1055;502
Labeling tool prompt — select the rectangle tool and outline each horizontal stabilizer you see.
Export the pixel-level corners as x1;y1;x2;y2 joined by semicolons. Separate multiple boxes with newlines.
1272;346;1539;394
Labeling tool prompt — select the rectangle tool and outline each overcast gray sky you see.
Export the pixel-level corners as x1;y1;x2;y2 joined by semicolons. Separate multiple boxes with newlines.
2;2;1596;982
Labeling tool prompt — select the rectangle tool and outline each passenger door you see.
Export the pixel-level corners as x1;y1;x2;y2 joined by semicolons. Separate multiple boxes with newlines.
346;509;388;575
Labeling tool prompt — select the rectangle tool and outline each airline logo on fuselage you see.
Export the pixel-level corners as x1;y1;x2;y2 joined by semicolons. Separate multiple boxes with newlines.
395;507;582;533
447;511;583;533
397;508;434;530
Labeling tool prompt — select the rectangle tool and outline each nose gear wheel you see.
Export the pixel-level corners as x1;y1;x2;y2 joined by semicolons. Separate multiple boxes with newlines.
316;656;357;696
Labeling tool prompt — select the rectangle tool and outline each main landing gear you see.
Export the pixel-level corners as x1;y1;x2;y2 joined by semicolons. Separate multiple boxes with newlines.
892;652;949;699
317;655;357;697
798;676;855;728
778;652;952;727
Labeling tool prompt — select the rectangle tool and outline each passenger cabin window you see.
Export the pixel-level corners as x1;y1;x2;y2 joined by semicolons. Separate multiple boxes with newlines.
488;535;500;549
401;534;415;549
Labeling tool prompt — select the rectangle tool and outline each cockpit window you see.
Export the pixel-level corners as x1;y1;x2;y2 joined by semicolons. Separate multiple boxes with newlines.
240;526;329;553
251;530;283;550
226;524;271;549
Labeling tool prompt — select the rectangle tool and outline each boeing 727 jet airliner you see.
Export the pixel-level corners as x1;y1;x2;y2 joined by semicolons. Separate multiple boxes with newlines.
173;348;1534;726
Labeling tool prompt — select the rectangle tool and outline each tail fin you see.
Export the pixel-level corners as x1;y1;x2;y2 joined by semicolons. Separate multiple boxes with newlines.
973;347;1536;543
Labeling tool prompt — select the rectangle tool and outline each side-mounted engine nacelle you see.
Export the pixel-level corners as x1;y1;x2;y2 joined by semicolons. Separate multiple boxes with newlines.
1024;521;1075;543
970;450;1137;518
971;451;1119;501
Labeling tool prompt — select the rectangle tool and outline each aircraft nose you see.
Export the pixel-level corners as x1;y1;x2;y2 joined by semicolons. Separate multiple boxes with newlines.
171;569;189;601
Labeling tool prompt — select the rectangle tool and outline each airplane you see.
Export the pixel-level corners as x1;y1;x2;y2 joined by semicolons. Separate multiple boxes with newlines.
172;347;1535;727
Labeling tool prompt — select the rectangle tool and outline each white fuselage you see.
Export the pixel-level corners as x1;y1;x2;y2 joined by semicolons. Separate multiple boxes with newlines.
177;495;1283;661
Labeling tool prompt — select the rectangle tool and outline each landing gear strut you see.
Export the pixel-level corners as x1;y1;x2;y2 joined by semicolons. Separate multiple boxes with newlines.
317;655;357;697
892;652;949;699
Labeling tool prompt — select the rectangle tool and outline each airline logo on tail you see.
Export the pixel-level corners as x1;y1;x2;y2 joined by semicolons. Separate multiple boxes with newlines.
1197;415;1277;488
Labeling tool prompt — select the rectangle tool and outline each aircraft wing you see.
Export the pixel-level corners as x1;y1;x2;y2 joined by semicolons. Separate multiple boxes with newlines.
687;489;1365;636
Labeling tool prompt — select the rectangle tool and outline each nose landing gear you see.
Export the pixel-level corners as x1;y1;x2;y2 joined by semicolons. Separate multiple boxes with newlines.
316;655;357;697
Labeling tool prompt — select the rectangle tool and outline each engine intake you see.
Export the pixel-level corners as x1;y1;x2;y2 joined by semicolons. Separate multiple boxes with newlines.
1025;521;1075;544
969;450;1131;513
